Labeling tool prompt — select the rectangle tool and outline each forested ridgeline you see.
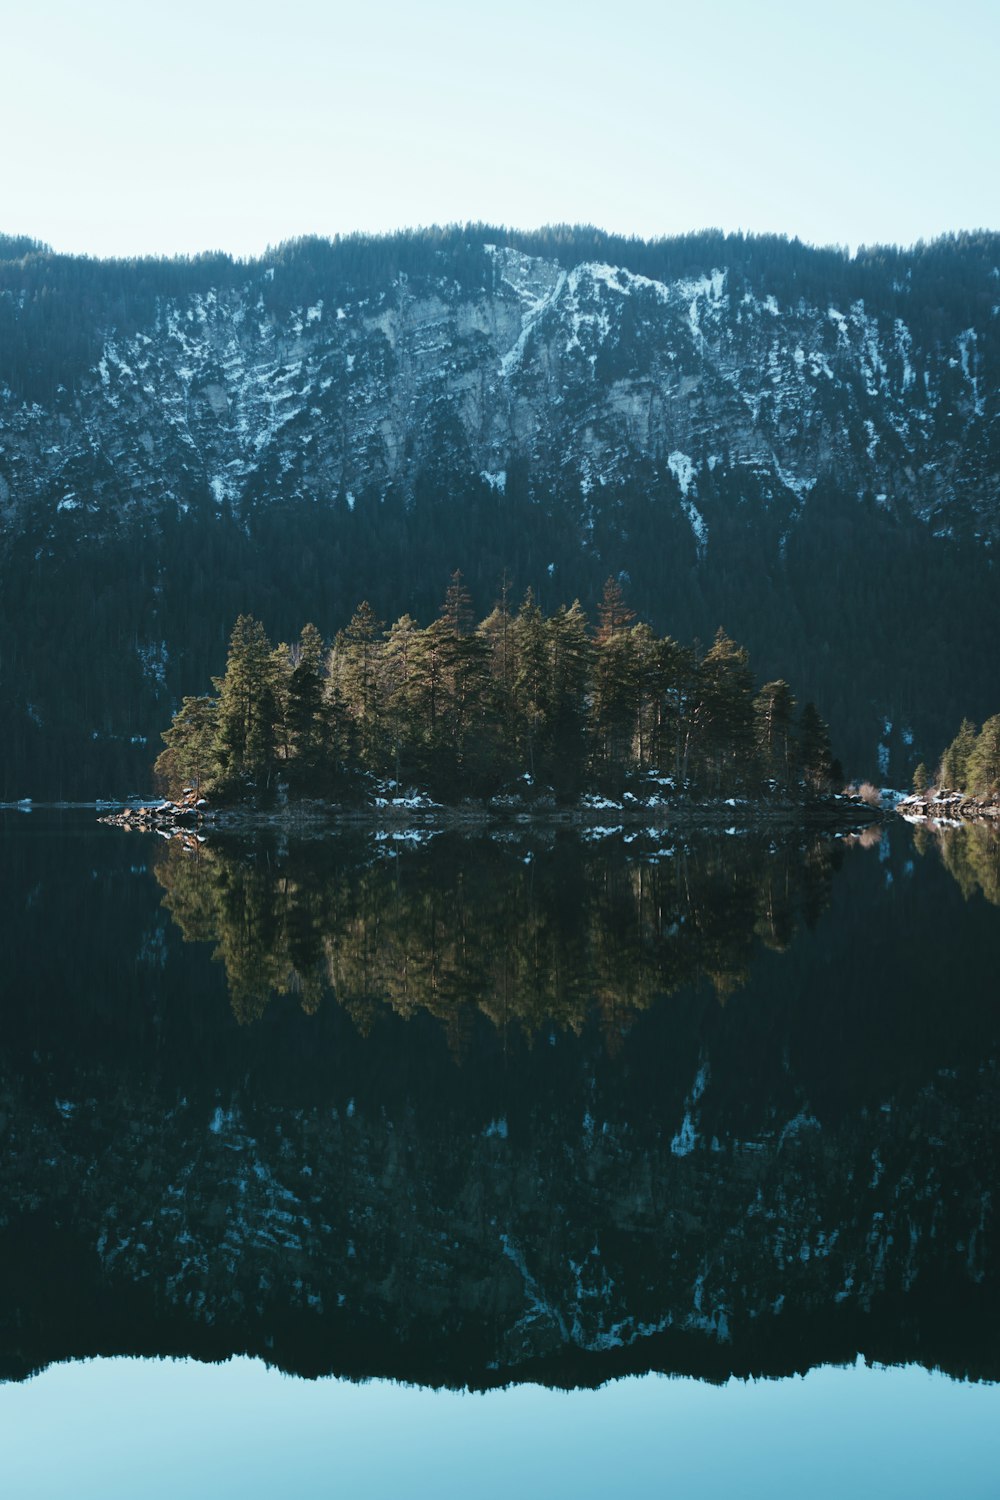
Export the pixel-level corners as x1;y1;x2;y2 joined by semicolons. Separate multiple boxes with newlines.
154;577;840;806
4;225;998;405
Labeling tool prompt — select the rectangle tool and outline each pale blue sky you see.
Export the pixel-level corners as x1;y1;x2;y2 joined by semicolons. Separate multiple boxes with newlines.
3;0;998;259
1;1358;997;1499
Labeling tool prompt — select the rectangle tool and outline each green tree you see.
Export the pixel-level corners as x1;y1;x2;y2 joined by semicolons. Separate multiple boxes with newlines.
403;618;448;782
511;589;549;780
754;679;796;785
965;715;1000;799
591;624;640;790
798;702;833;792
477;576;518;782
657;636;697;786
214;614;281;798
435;571;491;785
154;694;219;797
285;623;330;787
543;601;592;792
332;602;385;772
696;629;755;793
382;613;422;786
596;575;636;642
938;718;978;791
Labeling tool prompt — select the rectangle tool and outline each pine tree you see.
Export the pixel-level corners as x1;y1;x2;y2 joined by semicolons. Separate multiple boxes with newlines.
403;618;448;782
591;624;641;791
269;641;294;771
332;602;385;771
544;600;592;792
596;575;636;643
631;622;662;771
477;597;517;783
912;760;929;795
697;629;755;793
285;623;329;786
438;569;476;637
754;679;796;785
511;589;549;780
657;636;697;786
154;694;219;797
382;613;421;786
798;702;833;792
436;571;490;782
213;614;281;797
938;718;977;791
965;715;1000;799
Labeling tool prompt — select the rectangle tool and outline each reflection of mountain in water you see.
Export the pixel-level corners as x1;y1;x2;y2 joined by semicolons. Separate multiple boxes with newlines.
0;820;997;1388
154;829;840;1041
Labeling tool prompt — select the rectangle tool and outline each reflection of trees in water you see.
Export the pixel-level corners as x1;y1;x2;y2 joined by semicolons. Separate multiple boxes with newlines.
155;833;839;1046
912;821;1000;907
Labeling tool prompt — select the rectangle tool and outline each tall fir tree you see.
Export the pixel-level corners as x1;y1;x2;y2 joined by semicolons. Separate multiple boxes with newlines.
754;680;796;785
285;623;330;787
214;615;281;797
798;702;833;791
332;602;385;771
697;629;755;792
965;715;1000;798
938;718;978;790
154;694;219;796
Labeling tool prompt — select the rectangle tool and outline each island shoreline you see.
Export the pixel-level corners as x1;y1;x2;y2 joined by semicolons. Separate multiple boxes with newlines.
97;794;885;838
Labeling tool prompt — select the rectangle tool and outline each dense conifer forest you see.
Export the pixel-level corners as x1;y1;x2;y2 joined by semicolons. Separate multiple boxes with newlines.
153;578;838;805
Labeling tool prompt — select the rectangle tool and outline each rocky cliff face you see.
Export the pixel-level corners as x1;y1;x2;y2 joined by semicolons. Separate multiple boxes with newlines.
2;241;997;542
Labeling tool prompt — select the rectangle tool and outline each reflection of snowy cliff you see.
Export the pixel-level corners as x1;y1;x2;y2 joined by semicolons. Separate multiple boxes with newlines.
1;1047;995;1387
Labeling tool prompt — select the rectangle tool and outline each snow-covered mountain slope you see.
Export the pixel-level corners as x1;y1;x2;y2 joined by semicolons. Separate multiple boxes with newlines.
1;239;997;543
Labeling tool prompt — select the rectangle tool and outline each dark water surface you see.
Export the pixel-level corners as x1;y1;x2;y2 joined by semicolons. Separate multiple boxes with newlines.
0;812;998;1494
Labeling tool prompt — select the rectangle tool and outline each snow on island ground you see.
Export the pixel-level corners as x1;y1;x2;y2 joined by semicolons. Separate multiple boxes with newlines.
94;782;885;840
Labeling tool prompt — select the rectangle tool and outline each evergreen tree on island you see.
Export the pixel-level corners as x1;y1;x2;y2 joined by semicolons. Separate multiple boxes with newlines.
153;582;847;808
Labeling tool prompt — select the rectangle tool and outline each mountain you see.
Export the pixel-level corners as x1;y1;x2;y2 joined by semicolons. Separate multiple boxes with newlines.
1;227;998;796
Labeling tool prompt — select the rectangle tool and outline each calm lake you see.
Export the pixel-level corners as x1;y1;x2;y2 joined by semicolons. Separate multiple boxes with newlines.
1;811;998;1497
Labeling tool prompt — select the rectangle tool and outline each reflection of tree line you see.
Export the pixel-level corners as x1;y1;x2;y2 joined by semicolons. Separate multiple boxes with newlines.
912;821;1000;907
155;835;838;1046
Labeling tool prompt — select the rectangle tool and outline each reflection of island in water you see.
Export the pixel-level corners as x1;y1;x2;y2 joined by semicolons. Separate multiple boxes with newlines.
0;820;998;1389
154;828;844;1042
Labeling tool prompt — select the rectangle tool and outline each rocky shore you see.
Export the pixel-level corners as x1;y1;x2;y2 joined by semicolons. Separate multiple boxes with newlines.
897;790;1000;824
99;788;883;838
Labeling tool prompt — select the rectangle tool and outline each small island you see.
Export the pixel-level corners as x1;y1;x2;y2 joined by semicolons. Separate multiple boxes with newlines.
104;576;881;835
